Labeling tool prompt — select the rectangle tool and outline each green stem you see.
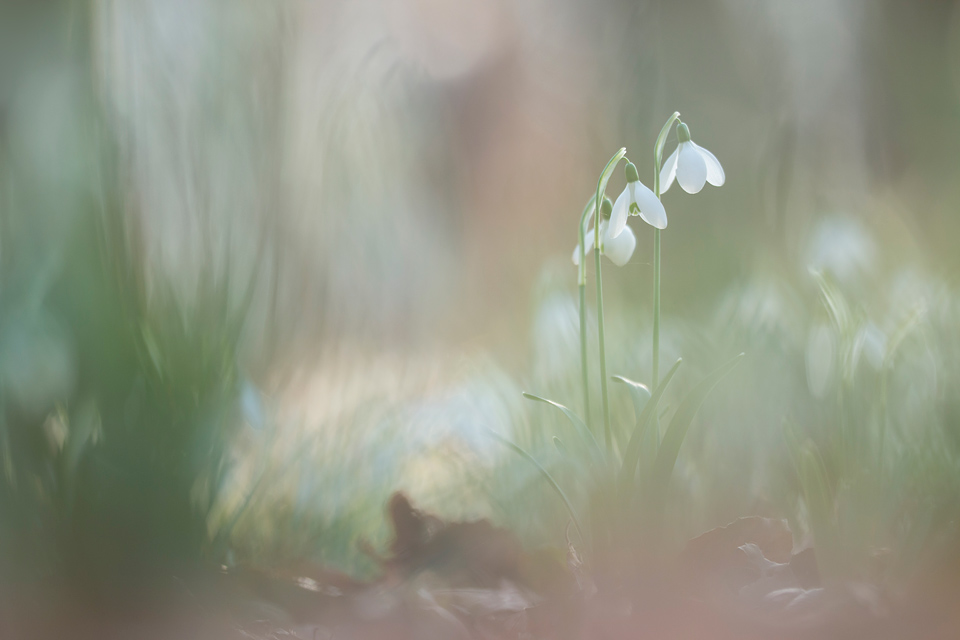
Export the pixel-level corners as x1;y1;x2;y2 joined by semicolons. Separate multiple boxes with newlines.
577;196;596;425
653;230;661;387
878;368;888;478
651;112;680;387
592;149;626;455
594;242;612;454
579;282;590;421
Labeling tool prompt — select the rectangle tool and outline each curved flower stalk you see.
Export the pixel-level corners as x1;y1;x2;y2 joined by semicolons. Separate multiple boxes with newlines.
593;195;616;454
574;195;597;424
609;162;667;234
659;121;725;195
650;112;680;386
586;148;627;454
574;196;634;452
652;116;724;385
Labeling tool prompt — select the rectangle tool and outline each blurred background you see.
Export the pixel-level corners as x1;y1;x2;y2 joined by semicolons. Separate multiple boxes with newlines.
1;0;960;605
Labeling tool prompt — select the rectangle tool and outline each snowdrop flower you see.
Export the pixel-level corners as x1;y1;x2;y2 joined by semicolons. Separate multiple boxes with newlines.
572;197;637;267
805;216;876;284
609;162;667;233
660;122;725;194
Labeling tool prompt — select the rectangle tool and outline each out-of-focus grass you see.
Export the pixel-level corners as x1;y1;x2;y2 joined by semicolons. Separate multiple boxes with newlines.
2;0;960;603
215;214;960;588
0;205;256;596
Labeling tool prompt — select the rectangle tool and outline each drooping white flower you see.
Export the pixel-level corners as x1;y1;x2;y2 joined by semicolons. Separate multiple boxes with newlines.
660;122;725;194
572;222;637;267
609;162;667;233
572;198;637;267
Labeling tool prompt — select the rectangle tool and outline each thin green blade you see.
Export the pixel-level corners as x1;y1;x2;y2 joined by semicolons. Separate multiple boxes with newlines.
611;375;652;422
522;392;605;465
616;358;683;491
487;429;585;544
649;353;745;506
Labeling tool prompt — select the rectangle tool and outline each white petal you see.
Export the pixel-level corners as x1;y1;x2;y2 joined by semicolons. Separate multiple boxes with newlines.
676;141;707;194
629;181;667;229
692;142;725;187
572;229;595;266
602;224;636;267
608;187;630;239
659;147;679;194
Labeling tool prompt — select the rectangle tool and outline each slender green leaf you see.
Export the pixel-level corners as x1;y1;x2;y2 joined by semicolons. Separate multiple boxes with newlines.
617;359;683;490
650;354;745;500
553;436;568;459
522;392;605;464
612;375;653;455
883;304;926;370
811;270;853;335
796;442;838;578
611;375;651;422
63;398;100;485
487;429;585;544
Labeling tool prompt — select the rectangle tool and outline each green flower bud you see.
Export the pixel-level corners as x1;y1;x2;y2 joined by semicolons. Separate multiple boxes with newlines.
600;196;613;219
677;122;691;143
624;161;640;184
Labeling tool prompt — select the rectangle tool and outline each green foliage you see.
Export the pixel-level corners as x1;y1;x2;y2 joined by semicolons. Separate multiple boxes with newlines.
616;359;681;491
774;270;957;584
498;353;743;560
0;198;255;596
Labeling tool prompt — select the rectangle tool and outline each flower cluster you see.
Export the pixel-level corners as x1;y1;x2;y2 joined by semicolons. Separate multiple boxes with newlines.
573;119;724;267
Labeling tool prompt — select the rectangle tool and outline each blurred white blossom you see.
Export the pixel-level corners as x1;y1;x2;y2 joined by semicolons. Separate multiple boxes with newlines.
572;220;637;268
805;216;877;283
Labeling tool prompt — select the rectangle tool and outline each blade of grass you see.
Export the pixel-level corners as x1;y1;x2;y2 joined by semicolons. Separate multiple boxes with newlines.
878;304;927;472
811;269;853;334
648;354;745;515
523;392;605;465
487;429;585;544
616;359;683;491
883;304;926;371
595;148;628;455
611;375;652;454
796;442;839;579
611;375;651;422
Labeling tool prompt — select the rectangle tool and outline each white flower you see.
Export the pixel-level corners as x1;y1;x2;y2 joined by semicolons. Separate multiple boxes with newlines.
609;162;667;233
572;199;637;267
660;122;725;194
805;216;876;284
